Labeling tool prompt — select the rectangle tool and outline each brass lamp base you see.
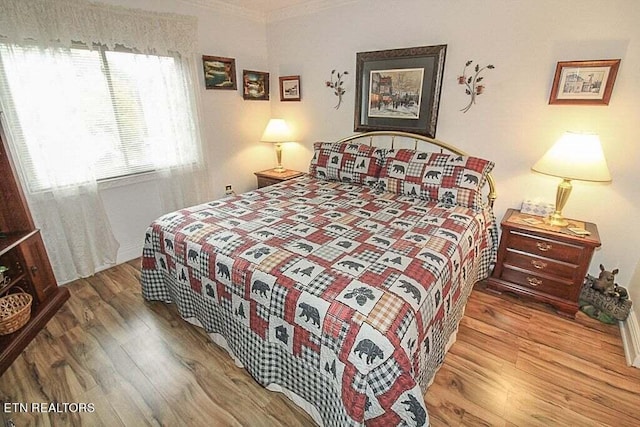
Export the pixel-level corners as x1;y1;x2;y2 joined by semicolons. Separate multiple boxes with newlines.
545;177;573;227
273;143;285;172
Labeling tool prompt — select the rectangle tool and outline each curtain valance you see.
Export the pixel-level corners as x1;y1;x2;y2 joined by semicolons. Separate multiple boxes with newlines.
0;0;198;55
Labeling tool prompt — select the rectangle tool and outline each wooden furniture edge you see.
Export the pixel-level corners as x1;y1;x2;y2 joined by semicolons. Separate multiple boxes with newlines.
0;286;70;374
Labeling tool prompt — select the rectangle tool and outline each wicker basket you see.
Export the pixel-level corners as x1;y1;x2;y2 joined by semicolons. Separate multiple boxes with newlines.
0;288;33;335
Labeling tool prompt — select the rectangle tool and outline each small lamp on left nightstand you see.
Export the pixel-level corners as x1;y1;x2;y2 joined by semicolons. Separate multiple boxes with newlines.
261;118;292;173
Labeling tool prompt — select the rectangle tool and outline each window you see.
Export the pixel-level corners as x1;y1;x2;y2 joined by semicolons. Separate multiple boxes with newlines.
0;43;201;192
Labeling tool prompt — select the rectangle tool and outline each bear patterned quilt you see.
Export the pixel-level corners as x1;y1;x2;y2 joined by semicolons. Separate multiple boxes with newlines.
141;175;497;426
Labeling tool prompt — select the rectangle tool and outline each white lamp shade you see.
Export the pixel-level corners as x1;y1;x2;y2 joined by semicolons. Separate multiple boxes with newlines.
531;132;612;182
261;119;292;143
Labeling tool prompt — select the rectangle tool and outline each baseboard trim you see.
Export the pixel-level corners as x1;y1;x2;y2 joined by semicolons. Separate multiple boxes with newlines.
620;307;640;368
95;241;141;275
116;241;143;265
57;242;142;285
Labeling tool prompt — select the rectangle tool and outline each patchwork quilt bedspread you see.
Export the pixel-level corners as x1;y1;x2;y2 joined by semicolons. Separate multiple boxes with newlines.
141;175;497;426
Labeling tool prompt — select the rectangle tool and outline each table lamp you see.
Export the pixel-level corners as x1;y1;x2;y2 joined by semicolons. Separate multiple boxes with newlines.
531;131;611;226
261;119;292;173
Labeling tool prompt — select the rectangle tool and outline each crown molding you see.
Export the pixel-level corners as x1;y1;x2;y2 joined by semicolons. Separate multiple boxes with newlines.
176;0;358;24
178;0;266;23
267;0;358;23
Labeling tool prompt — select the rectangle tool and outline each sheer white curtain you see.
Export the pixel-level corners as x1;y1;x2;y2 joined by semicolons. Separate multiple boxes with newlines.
0;43;120;282
0;0;208;283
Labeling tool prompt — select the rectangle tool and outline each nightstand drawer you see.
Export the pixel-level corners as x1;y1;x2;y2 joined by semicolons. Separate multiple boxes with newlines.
504;250;578;279
506;231;583;264
257;177;281;188
255;169;305;189
501;267;571;299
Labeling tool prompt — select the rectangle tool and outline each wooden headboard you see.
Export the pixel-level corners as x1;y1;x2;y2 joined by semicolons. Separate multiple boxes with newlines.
335;131;497;207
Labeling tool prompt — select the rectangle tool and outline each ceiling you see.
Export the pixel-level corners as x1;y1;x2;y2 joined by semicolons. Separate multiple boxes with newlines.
215;0;314;13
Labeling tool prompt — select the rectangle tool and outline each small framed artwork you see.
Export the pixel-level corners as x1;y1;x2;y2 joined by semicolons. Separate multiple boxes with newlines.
202;55;237;90
354;45;447;138
279;75;301;101
243;70;270;100
549;59;621;105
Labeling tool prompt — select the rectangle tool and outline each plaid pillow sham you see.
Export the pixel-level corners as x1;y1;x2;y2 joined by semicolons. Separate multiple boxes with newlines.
309;141;387;186
378;149;494;210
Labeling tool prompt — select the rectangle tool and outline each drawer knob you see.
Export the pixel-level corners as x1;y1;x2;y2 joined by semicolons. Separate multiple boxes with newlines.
536;242;552;252
526;277;543;287
531;260;547;270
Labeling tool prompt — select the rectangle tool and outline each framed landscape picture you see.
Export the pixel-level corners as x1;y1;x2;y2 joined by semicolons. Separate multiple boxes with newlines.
354;45;447;138
549;59;620;105
279;75;301;101
243;70;269;100
202;55;236;90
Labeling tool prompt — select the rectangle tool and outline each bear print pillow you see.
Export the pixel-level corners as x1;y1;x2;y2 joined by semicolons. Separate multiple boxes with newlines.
309;141;387;186
378;148;494;210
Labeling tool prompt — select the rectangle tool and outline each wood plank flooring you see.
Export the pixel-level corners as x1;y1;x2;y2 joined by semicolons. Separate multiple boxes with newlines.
1;259;638;426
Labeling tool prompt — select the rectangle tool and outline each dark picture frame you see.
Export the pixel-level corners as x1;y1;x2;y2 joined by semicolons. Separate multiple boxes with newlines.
549;59;620;105
242;70;270;100
279;75;301;101
354;45;447;138
202;55;237;90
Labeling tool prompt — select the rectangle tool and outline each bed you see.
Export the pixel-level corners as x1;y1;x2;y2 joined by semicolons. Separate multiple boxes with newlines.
140;131;498;426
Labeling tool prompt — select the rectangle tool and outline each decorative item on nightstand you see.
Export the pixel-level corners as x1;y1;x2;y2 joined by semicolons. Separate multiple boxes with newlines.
261;118;293;173
520;199;555;217
531;131;611;226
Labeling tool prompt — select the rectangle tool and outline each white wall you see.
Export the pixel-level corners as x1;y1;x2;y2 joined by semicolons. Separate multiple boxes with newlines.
94;0;275;266
266;0;640;293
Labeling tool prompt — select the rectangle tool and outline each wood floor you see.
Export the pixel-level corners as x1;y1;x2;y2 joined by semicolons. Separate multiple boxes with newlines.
1;259;638;426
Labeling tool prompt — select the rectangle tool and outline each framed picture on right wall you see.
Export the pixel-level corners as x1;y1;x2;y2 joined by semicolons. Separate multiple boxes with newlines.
549;59;621;105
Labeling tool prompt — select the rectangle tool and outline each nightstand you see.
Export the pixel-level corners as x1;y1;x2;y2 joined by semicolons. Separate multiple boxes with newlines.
254;169;304;189
485;208;601;318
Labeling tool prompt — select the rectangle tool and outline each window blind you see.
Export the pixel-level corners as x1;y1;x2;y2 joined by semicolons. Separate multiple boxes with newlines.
0;43;200;192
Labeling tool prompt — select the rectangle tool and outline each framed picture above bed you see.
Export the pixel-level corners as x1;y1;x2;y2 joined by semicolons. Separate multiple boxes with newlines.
243;70;270;100
354;45;447;138
548;59;620;105
202;55;237;90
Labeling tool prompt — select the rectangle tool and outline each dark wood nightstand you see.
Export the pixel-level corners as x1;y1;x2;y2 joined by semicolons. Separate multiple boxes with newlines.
485;208;601;318
254;169;304;189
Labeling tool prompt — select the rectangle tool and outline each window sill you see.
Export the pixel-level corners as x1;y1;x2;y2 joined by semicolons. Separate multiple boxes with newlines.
97;170;159;190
